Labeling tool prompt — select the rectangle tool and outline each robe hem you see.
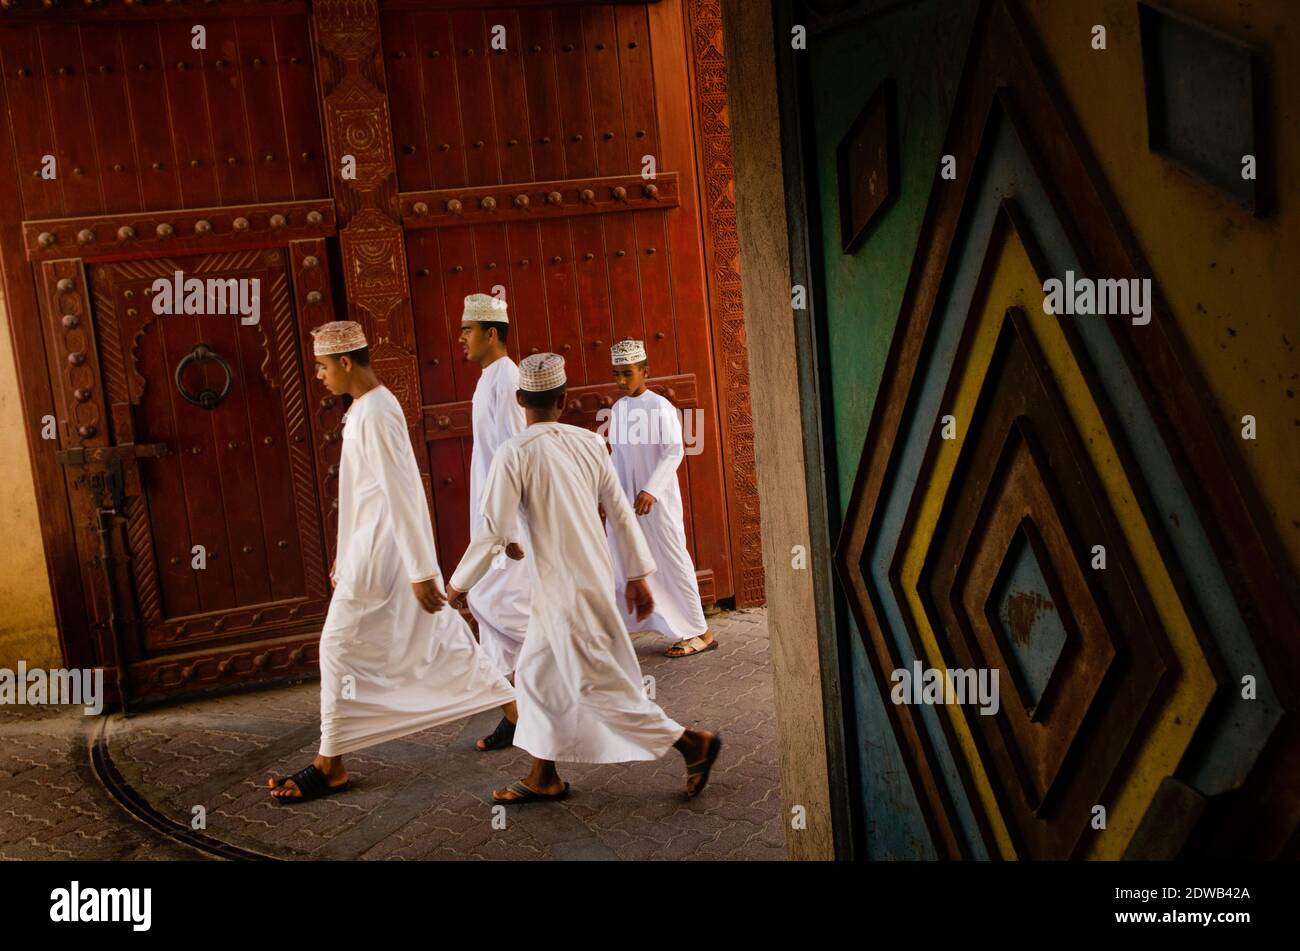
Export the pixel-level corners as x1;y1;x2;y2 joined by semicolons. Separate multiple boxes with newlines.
514;730;684;765
319;690;513;758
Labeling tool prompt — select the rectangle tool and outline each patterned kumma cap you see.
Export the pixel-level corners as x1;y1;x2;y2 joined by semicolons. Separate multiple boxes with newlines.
610;339;647;365
311;320;368;356
463;292;509;323
518;352;567;391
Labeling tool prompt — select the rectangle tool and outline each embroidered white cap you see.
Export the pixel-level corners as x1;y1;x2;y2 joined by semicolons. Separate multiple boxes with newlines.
610;338;647;365
463;292;509;324
311;320;368;356
518;352;567;391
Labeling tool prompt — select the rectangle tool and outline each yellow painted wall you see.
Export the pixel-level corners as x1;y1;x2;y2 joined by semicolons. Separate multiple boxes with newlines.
0;289;61;669
1022;0;1300;574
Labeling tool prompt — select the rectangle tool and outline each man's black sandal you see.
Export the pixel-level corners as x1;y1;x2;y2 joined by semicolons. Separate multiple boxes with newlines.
477;716;516;752
270;764;351;804
685;734;723;799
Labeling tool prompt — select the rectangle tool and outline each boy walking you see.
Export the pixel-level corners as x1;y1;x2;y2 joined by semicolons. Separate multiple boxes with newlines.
268;321;514;802
447;353;722;803
606;339;716;658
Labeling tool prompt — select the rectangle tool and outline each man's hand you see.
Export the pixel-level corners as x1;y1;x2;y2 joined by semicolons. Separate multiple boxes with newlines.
505;542;525;561
330;559;336;590
412;578;448;613
634;491;657;516
446;584;469;610
626;578;654;621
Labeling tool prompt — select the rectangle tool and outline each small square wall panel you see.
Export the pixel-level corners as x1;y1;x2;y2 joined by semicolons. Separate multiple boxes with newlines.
1137;1;1269;215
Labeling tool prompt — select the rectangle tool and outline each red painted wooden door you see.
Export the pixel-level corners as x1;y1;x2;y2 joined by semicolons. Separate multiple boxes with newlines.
379;2;734;603
0;8;341;702
86;252;332;673
0;0;748;706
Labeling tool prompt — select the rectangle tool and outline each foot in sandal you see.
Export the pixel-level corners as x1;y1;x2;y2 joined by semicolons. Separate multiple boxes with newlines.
665;631;717;658
677;730;722;798
268;756;350;803
492;779;571;804
476;715;516;752
493;757;568;804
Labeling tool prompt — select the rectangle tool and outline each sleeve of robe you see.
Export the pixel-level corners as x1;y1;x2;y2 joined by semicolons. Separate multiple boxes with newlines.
451;440;522;593
497;366;526;444
359;411;442;584
641;398;684;500
492;368;526;544
597;437;657;581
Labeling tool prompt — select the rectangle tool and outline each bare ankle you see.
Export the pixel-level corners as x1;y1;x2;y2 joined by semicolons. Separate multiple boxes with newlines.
315;756;344;778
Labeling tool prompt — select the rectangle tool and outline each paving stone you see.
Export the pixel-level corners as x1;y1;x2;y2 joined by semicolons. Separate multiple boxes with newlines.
0;608;782;860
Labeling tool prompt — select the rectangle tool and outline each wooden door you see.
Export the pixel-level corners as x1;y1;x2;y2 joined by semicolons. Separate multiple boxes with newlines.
378;1;733;601
86;251;333;683
0;5;342;703
0;0;760;707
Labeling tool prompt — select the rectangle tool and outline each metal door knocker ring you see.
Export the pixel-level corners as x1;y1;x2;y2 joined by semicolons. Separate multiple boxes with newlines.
175;343;233;410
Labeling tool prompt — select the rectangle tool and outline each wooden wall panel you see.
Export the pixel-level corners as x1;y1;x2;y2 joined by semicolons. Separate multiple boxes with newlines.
38;25;104;214
583;5;626;175
537;219;583;372
288;237;346;567
418;11;469;188
517;6;569;181
615;4;660;169
313;0;430;546
35;258;119;676
272;15;332;201
0;15;327;220
79;22;142;214
231;21;294;203
503;223;551;354
683;0;760;605
118;21;185;212
200;20;260;205
651;0;733;599
548;7;592;180
0;26;64;220
603;214;645;343
380;8;431;192
158;20;220;209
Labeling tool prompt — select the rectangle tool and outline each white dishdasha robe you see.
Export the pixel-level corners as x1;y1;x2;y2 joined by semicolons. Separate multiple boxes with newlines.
318;386;514;757
466;356;532;675
451;422;684;763
604;389;708;641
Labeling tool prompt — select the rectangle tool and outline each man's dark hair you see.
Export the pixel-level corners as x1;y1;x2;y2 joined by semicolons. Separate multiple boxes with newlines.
479;321;509;344
337;346;370;367
519;384;566;410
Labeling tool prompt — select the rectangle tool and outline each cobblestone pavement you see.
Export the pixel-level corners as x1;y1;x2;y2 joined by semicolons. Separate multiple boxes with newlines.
0;608;783;860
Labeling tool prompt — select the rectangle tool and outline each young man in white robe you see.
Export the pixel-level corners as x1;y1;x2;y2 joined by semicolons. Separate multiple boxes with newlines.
269;321;515;803
605;339;716;658
446;353;722;803
458;293;533;752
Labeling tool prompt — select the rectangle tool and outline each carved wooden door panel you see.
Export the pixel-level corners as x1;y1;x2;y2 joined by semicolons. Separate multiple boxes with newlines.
378;1;733;603
86;250;334;696
0;5;352;704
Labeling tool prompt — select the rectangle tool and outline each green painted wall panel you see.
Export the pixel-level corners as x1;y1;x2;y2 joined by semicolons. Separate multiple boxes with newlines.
809;0;979;517
805;0;979;858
